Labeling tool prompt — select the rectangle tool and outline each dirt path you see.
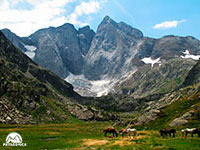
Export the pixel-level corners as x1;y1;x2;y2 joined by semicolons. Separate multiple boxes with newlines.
82;139;109;146
82;132;148;147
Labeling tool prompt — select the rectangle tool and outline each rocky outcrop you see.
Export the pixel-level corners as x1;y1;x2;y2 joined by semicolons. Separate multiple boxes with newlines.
136;92;180;124
0;98;33;124
182;59;200;87
169;110;195;127
66;104;119;121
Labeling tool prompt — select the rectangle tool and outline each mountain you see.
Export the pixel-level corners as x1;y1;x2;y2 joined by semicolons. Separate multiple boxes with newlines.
2;16;200;98
0;31;118;124
2;24;95;78
84;16;143;80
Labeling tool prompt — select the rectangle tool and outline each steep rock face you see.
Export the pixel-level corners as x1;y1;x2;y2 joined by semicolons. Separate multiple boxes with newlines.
78;26;95;56
2;24;95;78
0;31;117;124
31;24;94;77
133;37;157;60
182;59;200;87
84;16;143;80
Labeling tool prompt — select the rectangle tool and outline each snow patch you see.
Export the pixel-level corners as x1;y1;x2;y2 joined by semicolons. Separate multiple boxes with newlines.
24;51;36;59
24;44;37;59
181;50;200;60
24;45;37;52
141;57;161;67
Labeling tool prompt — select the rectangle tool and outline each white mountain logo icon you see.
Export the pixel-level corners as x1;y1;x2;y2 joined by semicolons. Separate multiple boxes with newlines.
6;132;22;144
3;132;26;147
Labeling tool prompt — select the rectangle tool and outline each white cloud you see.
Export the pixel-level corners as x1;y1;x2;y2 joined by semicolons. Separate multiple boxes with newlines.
0;0;9;10
0;0;105;36
153;20;186;29
66;0;103;27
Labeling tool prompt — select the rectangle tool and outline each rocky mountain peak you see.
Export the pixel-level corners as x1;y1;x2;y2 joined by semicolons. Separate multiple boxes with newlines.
98;16;118;30
84;16;144;80
101;16;113;24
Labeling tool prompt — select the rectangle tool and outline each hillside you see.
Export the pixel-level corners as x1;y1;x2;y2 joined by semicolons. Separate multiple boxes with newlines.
136;59;200;128
115;58;196;98
0;31;118;124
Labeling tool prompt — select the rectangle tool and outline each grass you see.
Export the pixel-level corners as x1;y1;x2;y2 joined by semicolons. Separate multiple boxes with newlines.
0;122;200;150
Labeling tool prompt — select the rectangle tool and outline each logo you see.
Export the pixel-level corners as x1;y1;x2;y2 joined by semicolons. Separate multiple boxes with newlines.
3;132;27;147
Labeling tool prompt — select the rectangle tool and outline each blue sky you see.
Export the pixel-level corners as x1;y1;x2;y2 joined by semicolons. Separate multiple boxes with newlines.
0;0;199;40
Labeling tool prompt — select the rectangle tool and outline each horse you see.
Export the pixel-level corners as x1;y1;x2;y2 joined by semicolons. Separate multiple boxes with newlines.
192;128;200;137
119;128;137;138
181;128;200;137
103;128;118;137
159;129;176;137
119;128;128;137
126;128;137;137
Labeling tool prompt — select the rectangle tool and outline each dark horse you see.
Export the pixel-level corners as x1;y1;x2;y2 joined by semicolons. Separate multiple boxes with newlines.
192;128;200;137
159;129;176;137
103;128;118;137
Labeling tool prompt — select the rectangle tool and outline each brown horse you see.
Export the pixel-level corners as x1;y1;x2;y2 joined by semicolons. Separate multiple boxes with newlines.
119;128;127;137
159;129;176;137
103;128;118;137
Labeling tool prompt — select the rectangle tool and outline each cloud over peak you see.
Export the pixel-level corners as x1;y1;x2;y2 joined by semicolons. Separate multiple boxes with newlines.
153;19;186;29
0;0;105;36
67;0;103;27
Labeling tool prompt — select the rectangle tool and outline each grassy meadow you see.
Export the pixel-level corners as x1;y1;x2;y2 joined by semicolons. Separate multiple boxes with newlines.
0;121;200;150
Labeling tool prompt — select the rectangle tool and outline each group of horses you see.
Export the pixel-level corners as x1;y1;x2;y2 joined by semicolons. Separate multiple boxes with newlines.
160;128;200;138
103;127;200;138
103;128;137;138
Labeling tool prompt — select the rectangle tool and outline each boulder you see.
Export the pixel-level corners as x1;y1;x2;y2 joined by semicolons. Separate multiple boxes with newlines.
169;110;195;127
